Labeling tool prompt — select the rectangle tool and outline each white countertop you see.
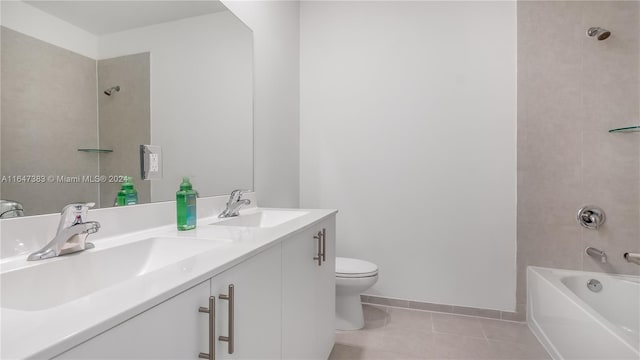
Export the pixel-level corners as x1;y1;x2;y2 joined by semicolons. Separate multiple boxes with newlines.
0;207;337;359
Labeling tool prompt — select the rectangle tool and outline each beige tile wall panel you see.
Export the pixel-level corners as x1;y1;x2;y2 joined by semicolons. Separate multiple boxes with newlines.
517;1;640;317
1;27;99;215
97;53;151;208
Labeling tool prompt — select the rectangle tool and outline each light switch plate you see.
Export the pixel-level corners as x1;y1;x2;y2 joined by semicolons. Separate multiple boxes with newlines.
140;145;162;180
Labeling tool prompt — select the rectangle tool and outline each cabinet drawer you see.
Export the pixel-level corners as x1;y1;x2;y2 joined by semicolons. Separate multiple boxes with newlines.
56;281;211;359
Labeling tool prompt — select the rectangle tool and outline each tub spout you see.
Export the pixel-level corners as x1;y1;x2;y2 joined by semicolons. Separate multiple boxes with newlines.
585;247;607;264
623;252;640;265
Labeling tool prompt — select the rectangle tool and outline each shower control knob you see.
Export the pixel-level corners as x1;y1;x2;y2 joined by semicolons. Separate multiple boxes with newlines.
577;206;606;230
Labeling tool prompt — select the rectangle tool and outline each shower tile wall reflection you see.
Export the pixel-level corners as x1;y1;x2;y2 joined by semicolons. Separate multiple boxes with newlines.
0;27;152;214
0;27;99;215
98;53;151;207
517;0;640;318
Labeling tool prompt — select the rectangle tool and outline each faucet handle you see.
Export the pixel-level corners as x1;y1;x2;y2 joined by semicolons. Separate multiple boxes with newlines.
58;202;96;233
229;189;250;201
577;206;606;230
61;202;95;215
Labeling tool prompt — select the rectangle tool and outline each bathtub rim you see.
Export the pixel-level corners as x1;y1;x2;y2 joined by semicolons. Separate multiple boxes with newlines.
527;266;640;358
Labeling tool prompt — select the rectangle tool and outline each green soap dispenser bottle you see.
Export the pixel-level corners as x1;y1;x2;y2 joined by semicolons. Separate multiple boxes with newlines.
176;177;197;231
116;176;138;206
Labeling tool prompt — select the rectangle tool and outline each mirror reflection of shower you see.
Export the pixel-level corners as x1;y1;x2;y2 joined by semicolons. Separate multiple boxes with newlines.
104;85;120;96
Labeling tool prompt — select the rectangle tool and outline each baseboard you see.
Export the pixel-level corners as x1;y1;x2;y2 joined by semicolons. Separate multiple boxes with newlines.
360;294;525;322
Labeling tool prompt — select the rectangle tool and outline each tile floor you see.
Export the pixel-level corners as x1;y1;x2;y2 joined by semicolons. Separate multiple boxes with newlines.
329;305;551;360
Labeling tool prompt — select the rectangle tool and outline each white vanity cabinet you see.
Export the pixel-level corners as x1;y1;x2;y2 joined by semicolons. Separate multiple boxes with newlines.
282;217;336;359
54;215;335;360
57;247;282;360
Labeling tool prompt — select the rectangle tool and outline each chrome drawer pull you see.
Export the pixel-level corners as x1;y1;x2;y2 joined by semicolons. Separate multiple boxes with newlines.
313;231;322;266
198;296;216;359
321;228;326;263
219;284;235;354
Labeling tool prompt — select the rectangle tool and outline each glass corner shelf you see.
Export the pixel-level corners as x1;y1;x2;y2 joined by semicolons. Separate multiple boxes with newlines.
608;126;640;134
77;148;113;153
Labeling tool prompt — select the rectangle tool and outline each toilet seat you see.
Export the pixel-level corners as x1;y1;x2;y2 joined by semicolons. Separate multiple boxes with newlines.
336;257;378;278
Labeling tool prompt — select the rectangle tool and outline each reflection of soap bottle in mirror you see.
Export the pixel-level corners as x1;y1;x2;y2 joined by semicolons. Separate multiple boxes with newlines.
176;177;197;231
116;176;138;206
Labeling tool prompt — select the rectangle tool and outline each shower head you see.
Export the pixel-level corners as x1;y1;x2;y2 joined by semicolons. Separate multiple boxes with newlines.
104;86;120;96
586;27;611;41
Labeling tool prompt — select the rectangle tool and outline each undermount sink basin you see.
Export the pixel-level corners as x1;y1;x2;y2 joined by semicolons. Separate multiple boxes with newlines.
213;209;308;228
1;236;230;311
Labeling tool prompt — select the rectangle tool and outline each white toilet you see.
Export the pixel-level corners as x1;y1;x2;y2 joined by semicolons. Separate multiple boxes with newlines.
335;257;379;330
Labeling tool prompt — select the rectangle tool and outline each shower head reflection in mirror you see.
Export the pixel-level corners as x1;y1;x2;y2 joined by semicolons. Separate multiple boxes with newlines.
103;86;120;96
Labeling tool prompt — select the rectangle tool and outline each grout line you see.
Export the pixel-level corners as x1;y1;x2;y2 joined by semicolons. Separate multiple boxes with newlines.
431;329;488;341
431;311;435;333
383;305;389;327
480;321;489;341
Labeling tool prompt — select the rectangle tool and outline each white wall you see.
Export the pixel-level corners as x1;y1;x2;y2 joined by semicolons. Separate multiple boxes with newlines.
98;11;253;202
221;0;300;208
300;1;517;311
0;1;98;58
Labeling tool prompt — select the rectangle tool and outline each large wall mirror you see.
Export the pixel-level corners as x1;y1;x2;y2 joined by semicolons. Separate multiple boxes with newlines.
0;0;253;217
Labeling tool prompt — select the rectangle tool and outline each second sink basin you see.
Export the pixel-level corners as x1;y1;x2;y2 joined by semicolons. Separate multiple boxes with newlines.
1;236;230;311
212;209;308;228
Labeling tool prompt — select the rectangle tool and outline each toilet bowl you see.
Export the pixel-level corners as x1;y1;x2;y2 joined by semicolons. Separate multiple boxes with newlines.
335;257;379;330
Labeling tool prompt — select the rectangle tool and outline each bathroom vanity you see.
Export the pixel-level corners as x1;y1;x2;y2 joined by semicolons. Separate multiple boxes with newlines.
0;1;336;358
0;199;337;359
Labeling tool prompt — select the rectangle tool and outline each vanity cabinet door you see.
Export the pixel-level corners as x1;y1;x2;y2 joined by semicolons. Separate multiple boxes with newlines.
282;225;321;359
315;217;336;359
55;280;211;359
282;216;336;360
211;244;282;360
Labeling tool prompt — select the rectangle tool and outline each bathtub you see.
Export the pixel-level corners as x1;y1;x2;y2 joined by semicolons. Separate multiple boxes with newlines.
527;267;640;360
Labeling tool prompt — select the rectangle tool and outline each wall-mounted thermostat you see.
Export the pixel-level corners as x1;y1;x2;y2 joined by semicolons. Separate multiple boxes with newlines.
140;145;162;180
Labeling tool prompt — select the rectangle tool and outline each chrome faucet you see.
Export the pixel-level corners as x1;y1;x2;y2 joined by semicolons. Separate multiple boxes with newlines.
27;202;100;261
219;190;251;218
585;247;607;264
0;199;24;218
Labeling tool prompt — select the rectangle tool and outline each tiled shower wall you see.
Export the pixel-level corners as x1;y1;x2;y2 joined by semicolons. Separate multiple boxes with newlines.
1;27;99;215
98;53;151;207
517;1;640;317
1;27;152;214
